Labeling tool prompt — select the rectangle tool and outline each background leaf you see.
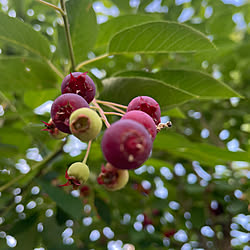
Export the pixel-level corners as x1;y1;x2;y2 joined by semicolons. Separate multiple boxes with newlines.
108;21;216;54
115;69;242;98
96;14;160;47
67;0;98;63
37;179;83;220
0;12;51;58
94;193;111;225
100;77;195;108
0;57;58;92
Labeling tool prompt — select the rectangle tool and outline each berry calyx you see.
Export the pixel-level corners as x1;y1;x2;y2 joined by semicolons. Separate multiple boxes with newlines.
41;119;67;139
61;72;96;103
121;110;157;141
59;162;90;189
69;108;102;142
97;163;129;191
127;96;161;125
51;93;89;134
101;119;153;170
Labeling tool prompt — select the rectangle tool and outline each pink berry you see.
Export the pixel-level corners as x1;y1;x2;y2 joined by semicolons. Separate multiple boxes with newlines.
61;72;96;103
127;96;161;125
101;120;152;170
51;93;89;134
121;110;157;141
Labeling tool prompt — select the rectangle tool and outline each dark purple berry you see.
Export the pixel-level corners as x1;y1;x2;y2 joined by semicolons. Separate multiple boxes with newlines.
51;93;89;134
101;120;153;170
127;96;161;125
61;72;96;103
122;110;157;141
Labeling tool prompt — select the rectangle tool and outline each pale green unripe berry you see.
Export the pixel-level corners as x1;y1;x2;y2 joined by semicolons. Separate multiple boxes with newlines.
69;108;102;142
105;168;129;191
99;163;129;191
68;162;90;183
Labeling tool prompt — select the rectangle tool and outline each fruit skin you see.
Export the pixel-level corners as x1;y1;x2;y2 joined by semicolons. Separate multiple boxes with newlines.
67;162;90;184
121;110;157;141
42;119;67;139
51;93;89;134
127;96;161;125
97;163;129;191
101;119;153;170
69;108;102;142
61;72;96;103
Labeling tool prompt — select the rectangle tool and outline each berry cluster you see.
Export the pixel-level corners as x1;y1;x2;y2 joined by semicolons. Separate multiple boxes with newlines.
43;72;171;191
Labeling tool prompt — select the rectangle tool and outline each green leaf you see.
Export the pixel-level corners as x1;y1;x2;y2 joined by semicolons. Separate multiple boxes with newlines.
108;21;216;54
100;77;195;108
162;107;186;118
110;0;131;12
0;57;58;92
190;207;206;229
0;128;31;153
144;158;174;170
9;213;39;250
0;12;51;58
227;200;248;215
94;194;111;225
37;179;83;220
96;14;160;47
67;0;98;63
154;132;250;166
24;89;59;109
42;217;78;250
115;70;242;99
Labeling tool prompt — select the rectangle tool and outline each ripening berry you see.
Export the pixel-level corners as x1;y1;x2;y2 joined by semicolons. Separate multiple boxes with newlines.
127;96;161;125
101;120;153;170
68;162;89;183
51;93;89;134
61;72;96;103
69;108;102;142
121;110;157;141
59;162;90;189
42;118;67;139
97;163;129;191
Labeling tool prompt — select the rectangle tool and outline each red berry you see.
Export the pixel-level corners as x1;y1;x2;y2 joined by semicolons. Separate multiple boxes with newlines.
61;72;96;103
127;96;161;125
42;118;67;139
51;93;89;134
122;110;157;141
101;120;152;170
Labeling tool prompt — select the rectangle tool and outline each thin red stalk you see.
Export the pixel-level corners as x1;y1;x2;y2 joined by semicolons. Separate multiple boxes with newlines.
95;99;127;109
100;102;126;114
92;99;110;128
103;112;123;117
82;140;92;164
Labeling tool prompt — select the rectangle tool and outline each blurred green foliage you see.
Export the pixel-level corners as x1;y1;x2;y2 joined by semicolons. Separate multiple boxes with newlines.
0;0;249;249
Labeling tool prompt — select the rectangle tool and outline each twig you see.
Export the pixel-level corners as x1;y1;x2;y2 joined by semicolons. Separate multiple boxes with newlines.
76;53;109;70
60;0;76;71
36;0;65;15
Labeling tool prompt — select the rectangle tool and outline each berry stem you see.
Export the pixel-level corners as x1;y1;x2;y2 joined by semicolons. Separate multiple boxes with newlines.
103;112;124;117
92;99;110;128
98;102;126;114
36;0;65;15
82;140;92;164
60;0;76;71
96;100;128;109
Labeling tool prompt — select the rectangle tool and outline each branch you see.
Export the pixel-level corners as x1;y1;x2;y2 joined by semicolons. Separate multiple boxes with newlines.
0;142;64;193
76;53;109;71
60;0;76;71
36;0;65;15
